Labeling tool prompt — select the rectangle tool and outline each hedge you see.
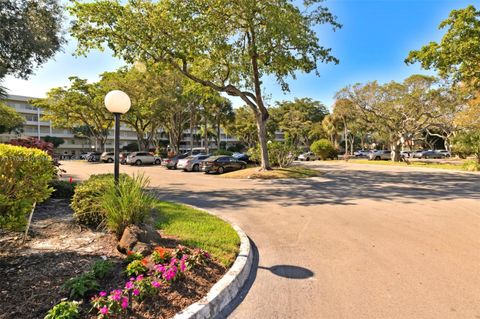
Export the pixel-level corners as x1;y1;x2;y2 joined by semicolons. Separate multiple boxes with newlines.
0;144;55;230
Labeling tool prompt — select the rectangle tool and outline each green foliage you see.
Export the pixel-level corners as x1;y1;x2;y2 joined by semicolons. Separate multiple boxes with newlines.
126;251;144;262
0;0;64;80
102;173;154;235
44;301;80;319
70;174;114;228
0;144;55;230
42;136;65;148
248;142;298;168
311;139;336;160
406;5;480;89
0;103;24;134
452;131;480;163
62;272;99;299
91;260;114;279
125;260;148;277
50;180;76;199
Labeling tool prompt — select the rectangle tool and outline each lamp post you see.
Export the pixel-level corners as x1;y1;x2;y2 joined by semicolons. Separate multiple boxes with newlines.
104;90;131;185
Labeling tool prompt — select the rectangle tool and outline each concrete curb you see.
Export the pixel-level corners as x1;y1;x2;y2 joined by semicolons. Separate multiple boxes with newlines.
172;208;253;319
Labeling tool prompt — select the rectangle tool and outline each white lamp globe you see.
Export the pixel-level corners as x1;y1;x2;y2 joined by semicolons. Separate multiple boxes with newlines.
105;90;131;114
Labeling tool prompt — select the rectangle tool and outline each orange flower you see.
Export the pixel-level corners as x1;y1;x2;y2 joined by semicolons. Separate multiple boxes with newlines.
141;258;149;266
127;250;133;255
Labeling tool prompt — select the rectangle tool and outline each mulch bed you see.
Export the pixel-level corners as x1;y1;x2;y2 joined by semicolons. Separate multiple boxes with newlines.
0;199;227;319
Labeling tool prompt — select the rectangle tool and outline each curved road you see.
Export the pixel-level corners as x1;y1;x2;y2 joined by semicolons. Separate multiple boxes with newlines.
63;161;480;319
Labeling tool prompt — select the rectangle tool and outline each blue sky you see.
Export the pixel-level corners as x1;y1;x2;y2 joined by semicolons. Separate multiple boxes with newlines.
4;0;478;110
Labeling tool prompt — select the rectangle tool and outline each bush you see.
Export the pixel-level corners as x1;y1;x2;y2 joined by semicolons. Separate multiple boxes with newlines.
92;260;114;279
102;173;154;235
71;174;114;227
44;301;80;319
311;139;336;160
452;131;480;163
9;136;54;157
50;180;76;199
62;272;99;299
0;144;55;230
463;160;480;172
247;142;298;168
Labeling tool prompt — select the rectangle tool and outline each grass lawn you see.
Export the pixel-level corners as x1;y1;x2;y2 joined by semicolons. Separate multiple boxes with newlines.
154;201;240;267
349;159;467;171
221;165;323;179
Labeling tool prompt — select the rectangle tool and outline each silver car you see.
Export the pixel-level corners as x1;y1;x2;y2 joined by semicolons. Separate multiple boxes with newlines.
177;154;210;172
298;152;318;161
126;152;162;165
369;150;391;160
100;152;114;163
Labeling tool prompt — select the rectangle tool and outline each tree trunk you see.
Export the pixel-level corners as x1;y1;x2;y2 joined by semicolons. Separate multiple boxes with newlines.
255;112;271;170
391;142;402;162
204;114;208;153
216;117;221;150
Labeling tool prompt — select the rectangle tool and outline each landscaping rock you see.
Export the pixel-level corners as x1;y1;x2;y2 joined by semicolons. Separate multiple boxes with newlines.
117;224;162;255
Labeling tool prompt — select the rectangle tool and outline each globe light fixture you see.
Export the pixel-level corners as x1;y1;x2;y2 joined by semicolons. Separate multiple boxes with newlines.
104;90;131;184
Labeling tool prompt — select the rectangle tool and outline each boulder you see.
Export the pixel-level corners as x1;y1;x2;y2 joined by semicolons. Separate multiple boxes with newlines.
117;224;162;255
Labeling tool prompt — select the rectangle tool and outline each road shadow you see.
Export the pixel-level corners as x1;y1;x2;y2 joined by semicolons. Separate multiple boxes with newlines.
152;165;480;209
259;264;314;279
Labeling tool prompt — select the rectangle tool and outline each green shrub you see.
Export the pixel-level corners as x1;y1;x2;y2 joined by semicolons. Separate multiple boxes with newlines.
126;259;148;276
311;139;336;160
0;144;55;231
50;180;76;199
70;174;115;227
102;173;154;235
92;260;114;279
247;142;299;167
62;272;99;299
44;301;80;319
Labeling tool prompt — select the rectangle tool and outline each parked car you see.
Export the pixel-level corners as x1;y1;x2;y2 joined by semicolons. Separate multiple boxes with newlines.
163;153;189;169
401;151;413;158
368;150;391;160
354;150;370;158
436;150;451;158
126;152;162;165
79;152;89;160
232;152;250;162
414;150;445;159
101;152;115;163
87;152;101;162
298;152;318;161
202;156;247;174
120;152;130;165
177;154;210;172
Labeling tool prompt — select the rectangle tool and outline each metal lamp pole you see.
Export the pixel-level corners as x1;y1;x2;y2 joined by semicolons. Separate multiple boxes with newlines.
105;90;131;185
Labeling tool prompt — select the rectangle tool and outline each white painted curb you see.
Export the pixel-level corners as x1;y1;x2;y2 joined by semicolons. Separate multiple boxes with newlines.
172;209;252;319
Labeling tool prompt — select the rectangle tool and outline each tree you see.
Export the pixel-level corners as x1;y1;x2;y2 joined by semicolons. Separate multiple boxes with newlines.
452;131;480;163
0;0;64;80
99;66;165;151
31;77;113;151
406;5;480;89
225;106;258;149
0;103;24;134
321;114;339;147
337;75;447;162
210;97;234;151
42;136;65;148
69;0;341;170
273;98;328;146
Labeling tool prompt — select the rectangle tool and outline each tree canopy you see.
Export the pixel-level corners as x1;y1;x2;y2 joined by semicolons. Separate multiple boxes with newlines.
69;0;341;169
0;103;24;134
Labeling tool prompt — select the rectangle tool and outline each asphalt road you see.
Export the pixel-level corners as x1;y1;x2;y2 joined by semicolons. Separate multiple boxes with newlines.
61;160;480;319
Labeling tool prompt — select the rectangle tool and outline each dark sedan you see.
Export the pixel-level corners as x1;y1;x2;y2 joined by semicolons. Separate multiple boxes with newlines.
201;156;247;174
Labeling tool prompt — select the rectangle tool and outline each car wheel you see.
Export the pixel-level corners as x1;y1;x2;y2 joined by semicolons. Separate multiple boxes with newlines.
375;156;381;160
218;166;224;174
306;157;310;161
193;164;199;172
241;164;246;169
155;159;161;165
107;158;114;163
135;159;142;166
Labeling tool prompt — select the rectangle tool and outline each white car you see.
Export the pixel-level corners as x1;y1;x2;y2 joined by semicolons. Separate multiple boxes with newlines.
369;150;391;160
177;154;210;172
436;150;451;158
126;152;162;165
298;152;318;161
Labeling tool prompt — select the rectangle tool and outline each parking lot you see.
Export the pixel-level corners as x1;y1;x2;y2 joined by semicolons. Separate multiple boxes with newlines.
61;160;480;319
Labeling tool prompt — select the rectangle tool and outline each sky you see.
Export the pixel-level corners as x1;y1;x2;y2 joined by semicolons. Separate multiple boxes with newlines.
4;0;478;110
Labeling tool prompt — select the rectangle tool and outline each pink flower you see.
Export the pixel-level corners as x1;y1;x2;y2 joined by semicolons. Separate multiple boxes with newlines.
154;264;165;273
152;281;161;288
136;275;144;281
100;306;109;315
129;277;135;281
125;281;134;290
99;291;107;297
133;289;140;296
121;297;129;309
